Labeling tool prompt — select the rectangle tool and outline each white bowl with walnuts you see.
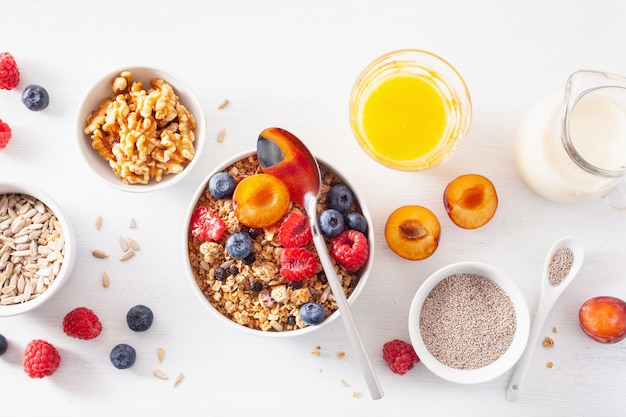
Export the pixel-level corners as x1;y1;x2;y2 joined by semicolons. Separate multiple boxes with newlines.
183;150;374;337
76;66;206;192
0;182;77;316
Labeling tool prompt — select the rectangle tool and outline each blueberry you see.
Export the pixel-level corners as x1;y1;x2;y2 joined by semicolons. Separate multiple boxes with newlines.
126;305;153;332
250;281;263;292
326;184;354;213
345;211;368;233
21;84;49;111
208;172;236;199
300;302;326;325
0;334;7;356
214;267;227;281
225;232;253;259
110;343;136;369
229;265;239;276
318;208;344;238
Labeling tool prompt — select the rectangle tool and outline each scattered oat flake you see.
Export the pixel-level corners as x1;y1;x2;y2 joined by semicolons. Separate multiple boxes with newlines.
92;249;108;259
153;369;168;380
157;347;165;363
102;271;110;288
547;361;554;368
216;128;226;143
173;372;184;387
217;99;229;110
336;351;346;359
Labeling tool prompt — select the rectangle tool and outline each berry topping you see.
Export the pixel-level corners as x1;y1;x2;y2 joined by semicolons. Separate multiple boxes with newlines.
345;211;368;234
214;266;228;281
0;52;19;90
126;305;153;332
208;171;237;199
110;343;136;369
0;334;7;356
0;119;12;149
318;208;345;238
23;339;61;378
279;247;317;282
62;307;103;340
225;231;253;259
233;173;290;228
331;230;369;272
190;206;227;242
326;183;354;213
279;211;312;248
21;84;49;111
300;302;326;325
382;339;420;375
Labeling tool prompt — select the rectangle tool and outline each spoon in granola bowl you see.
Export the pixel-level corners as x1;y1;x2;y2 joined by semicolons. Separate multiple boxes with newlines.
257;127;384;400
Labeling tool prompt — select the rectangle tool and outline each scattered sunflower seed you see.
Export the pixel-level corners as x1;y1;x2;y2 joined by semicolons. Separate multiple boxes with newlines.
119;249;135;261
153;369;169;380
216;128;226;143
173;372;184;387
119;236;129;252
92;249;108;259
129;218;136;228
217;99;229;110
128;237;140;251
95;215;101;230
102;271;110;288
157;347;165;363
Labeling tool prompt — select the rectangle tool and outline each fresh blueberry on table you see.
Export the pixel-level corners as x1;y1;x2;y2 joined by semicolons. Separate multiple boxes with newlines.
109;343;136;369
326;184;354;213
318;208;344;238
126;305;154;332
21;84;49;111
0;334;8;356
300;302;326;325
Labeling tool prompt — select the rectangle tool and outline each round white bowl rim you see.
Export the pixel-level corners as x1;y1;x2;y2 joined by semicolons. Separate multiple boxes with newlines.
408;261;530;383
182;149;375;337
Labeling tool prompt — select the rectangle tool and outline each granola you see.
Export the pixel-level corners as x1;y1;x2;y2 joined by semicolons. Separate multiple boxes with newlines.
187;154;368;332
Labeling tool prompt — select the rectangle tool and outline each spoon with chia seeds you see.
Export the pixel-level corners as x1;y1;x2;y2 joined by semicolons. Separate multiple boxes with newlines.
506;236;584;401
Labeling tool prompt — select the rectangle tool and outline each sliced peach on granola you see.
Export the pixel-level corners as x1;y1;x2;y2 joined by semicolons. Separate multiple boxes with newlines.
444;174;498;229
233;173;290;228
384;205;440;260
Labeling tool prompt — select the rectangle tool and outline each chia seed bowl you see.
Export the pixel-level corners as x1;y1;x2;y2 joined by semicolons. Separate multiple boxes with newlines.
408;261;530;384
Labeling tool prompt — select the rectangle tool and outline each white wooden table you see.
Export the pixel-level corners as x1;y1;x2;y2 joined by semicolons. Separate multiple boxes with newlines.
1;1;625;415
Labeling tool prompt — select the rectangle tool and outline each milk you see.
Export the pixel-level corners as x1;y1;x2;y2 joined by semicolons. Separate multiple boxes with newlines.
515;89;626;203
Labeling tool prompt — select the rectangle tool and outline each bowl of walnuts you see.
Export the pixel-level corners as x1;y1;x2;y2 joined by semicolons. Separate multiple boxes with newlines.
76;66;206;192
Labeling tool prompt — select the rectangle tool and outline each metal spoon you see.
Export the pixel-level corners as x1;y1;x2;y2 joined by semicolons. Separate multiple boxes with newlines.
257;127;384;400
506;236;584;401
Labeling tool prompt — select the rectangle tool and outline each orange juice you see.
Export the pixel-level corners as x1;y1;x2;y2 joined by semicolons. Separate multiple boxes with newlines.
361;74;448;163
350;49;471;170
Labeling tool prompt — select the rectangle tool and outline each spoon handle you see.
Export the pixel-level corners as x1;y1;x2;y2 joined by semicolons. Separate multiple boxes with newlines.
311;226;384;400
505;299;552;401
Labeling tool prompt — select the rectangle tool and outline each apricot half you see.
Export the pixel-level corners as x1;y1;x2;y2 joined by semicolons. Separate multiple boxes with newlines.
444;174;498;229
233;173;290;228
384;205;440;260
579;296;626;344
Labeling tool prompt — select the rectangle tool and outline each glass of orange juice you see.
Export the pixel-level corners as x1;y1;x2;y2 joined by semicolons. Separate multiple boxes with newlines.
349;49;472;170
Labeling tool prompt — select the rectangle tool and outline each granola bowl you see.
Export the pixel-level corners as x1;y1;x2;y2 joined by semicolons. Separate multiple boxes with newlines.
408;261;530;384
76;66;206;193
183;150;374;337
0;181;77;317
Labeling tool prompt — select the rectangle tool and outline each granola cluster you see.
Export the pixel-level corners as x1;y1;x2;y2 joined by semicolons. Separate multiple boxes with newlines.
84;70;196;184
187;154;366;332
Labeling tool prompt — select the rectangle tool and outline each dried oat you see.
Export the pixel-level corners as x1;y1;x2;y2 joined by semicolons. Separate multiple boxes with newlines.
92;249;108;259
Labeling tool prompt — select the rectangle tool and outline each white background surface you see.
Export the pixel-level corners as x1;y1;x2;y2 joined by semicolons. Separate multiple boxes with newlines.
1;0;626;415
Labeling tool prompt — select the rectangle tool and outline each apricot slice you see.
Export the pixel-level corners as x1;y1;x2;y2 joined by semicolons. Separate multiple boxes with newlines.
444;174;498;229
579;296;626;344
384;205;440;260
233;173;290;228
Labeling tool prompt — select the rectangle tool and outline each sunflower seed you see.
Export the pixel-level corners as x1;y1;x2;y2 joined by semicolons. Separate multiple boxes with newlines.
102;271;110;288
92;249;108;259
217;99;229;110
119;236;129;252
128;238;140;251
153;369;168;380
173;372;184;387
157;347;165;363
216;128;226;143
95;215;101;230
119;249;135;261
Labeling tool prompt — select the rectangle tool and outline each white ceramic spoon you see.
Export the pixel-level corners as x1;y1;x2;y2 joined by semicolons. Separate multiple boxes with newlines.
506;237;585;401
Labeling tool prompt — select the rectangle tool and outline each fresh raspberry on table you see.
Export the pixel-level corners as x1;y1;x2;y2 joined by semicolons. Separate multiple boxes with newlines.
382;339;420;375
0;52;20;90
0;119;12;149
279;247;318;282
62;307;103;340
190;205;227;242
279;211;312;248
23;339;61;378
330;230;369;272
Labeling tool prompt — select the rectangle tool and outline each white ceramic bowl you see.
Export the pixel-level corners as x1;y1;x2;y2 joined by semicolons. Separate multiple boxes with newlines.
408;261;530;384
76;66;206;192
0;182;77;316
183;150;374;337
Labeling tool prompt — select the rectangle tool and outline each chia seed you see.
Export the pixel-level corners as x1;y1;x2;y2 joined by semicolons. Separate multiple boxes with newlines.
547;247;574;286
419;273;517;370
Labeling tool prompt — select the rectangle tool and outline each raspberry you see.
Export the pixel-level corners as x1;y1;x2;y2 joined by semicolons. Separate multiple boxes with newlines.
278;211;312;248
23;339;61;378
279;247;317;282
190;206;226;241
0;119;12;149
0;52;20;90
382;339;420;375
330;230;369;272
62;307;103;340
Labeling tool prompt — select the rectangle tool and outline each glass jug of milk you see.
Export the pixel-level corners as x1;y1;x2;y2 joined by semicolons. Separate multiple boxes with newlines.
515;70;626;206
